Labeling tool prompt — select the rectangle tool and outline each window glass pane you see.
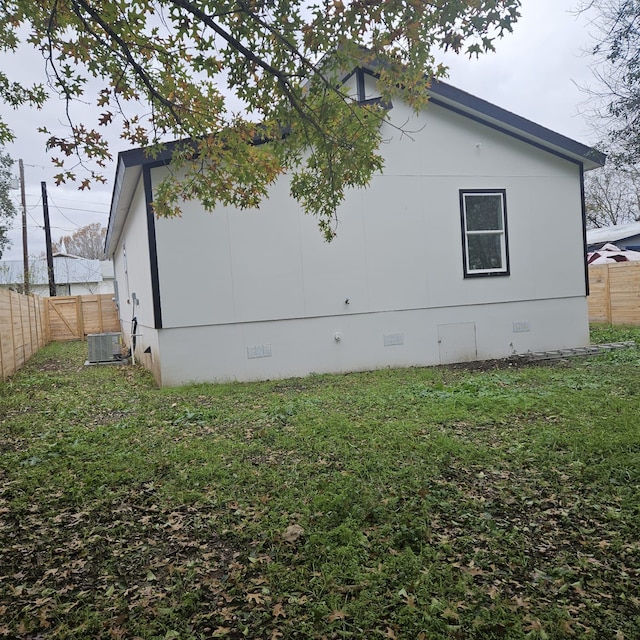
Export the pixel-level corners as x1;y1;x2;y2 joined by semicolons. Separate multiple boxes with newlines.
467;233;502;271
465;195;503;231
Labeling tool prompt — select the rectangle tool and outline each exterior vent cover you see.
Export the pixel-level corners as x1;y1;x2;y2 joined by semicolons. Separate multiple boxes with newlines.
87;332;121;363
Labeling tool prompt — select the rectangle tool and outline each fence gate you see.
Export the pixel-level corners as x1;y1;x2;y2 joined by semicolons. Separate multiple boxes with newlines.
47;294;120;341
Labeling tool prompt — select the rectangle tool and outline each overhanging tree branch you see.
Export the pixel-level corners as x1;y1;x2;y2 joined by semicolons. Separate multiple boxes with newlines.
0;0;522;238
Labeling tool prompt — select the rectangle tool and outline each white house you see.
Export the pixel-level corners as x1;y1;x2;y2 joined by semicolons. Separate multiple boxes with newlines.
105;68;605;387
0;254;115;297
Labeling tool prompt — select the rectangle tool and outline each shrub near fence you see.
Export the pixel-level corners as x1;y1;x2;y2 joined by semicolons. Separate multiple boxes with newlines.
588;261;640;325
0;289;49;380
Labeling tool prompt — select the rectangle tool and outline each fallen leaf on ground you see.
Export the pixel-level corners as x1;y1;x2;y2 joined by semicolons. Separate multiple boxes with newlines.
327;610;346;622
282;524;305;543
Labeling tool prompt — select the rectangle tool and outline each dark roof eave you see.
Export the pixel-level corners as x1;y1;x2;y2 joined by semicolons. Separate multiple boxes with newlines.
104;155;145;256
358;53;604;169
104;132;285;255
426;80;605;170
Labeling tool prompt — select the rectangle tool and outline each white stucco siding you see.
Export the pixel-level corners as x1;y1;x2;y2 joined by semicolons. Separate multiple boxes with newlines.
149;98;588;365
155;176;237;327
153;171;308;327
112;177;159;359
379;101;586;301
296;198;370;317
226;179;306;321
356;179;432;311
382;100;572;179
155;296;589;386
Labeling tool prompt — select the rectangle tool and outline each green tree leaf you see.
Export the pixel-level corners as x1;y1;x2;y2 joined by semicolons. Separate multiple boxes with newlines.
0;0;521;236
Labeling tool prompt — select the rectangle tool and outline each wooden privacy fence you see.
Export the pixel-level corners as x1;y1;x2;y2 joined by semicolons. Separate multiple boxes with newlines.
47;294;120;341
0;291;120;380
588;261;640;325
0;288;49;380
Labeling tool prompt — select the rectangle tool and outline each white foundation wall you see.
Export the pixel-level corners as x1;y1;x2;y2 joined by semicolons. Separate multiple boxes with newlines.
132;327;162;383
155;296;589;386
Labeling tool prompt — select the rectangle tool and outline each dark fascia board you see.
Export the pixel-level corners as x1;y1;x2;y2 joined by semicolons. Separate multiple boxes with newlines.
339;50;604;169
104;141;182;256
104;130;283;256
118;138;192;169
104;155;141;257
426;79;605;171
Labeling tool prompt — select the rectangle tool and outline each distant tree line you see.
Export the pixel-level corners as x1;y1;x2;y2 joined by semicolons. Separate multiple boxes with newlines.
583;0;640;228
53;222;106;260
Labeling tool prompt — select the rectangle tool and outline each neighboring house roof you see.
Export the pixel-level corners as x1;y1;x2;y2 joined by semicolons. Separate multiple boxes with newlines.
105;68;606;256
586;221;640;246
587;243;640;265
52;252;83;259
0;257;106;286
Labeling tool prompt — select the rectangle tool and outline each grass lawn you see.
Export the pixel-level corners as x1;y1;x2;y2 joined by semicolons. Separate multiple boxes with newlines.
1;325;639;640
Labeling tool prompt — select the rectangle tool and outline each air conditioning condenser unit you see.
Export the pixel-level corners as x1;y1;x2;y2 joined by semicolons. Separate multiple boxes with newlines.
87;332;122;363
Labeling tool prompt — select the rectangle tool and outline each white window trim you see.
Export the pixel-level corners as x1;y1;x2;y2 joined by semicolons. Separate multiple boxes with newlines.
460;189;510;278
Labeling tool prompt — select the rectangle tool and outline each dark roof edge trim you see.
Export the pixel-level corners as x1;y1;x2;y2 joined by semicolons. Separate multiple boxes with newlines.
429;95;591;169
356;52;604;168
114;68;604;174
119;141;185;170
427;80;605;168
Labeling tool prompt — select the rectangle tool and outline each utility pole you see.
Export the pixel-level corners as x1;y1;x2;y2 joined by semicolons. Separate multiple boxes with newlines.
41;181;56;297
18;159;29;294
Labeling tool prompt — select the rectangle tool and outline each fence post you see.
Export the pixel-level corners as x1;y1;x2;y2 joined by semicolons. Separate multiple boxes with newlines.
27;295;33;359
604;265;612;324
8;292;16;375
44;298;50;344
20;295;28;363
76;296;85;339
32;296;39;350
97;295;104;333
0;304;4;381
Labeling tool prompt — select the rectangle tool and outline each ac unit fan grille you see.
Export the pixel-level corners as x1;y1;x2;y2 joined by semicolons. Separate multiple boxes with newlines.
87;333;121;363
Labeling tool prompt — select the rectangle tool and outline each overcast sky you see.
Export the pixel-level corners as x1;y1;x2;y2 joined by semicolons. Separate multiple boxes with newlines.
1;0;603;261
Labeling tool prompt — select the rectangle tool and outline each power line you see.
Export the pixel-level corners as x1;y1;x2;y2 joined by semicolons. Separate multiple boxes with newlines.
26;223;93;233
48;196;110;207
47;195;84;228
26;196;42;211
27;211;41;227
49;204;109;214
22;194;108;215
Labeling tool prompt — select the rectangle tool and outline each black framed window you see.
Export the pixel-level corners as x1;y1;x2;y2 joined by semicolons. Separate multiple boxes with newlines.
460;189;510;277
